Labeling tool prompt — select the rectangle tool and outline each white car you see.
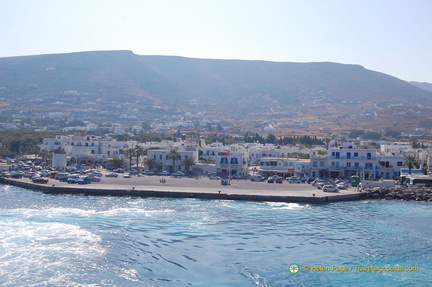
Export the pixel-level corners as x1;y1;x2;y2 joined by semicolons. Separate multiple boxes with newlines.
323;185;339;192
288;177;301;183
336;183;347;189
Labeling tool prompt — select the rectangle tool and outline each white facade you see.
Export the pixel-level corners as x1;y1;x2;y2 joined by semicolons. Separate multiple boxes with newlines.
258;157;309;177
147;149;198;173
40;135;136;164
214;151;248;177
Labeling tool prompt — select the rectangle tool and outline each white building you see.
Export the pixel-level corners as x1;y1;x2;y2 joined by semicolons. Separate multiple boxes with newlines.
146;149;198;173
257;157;310;178
327;147;379;179
214;151;248;177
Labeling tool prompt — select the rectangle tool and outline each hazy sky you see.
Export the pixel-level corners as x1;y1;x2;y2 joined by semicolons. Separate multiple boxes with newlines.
1;0;431;82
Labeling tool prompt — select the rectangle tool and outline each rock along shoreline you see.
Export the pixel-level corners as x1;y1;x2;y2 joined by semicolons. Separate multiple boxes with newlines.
364;186;432;201
0;178;366;204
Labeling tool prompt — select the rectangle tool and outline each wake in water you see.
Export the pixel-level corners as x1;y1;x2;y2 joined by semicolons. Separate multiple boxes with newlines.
1;185;431;286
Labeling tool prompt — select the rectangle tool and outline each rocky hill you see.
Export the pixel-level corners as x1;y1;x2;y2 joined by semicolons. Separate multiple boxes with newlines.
1;50;431;106
1;50;431;135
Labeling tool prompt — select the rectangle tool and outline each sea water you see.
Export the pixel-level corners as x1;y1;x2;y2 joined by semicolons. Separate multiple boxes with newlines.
0;184;431;286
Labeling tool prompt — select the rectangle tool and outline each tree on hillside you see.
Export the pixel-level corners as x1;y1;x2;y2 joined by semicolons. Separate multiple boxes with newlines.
403;155;418;175
167;149;181;173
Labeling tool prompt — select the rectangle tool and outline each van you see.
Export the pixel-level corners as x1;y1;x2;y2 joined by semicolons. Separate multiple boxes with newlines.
250;175;265;182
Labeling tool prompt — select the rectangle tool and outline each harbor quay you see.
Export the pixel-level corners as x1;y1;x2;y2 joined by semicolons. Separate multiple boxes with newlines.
0;176;365;203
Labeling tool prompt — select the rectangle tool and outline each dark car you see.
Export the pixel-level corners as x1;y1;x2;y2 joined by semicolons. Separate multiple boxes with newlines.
267;176;283;183
11;172;23;179
32;177;49;184
77;176;92;184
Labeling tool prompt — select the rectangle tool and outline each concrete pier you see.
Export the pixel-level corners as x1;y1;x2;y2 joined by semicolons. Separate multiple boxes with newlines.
0;176;366;203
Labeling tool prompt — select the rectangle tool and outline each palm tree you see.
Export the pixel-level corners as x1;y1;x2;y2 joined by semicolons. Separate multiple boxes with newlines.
125;148;135;171
181;156;196;174
144;157;157;171
134;144;145;171
108;158;125;170
403;155;418;175
167;149;181;173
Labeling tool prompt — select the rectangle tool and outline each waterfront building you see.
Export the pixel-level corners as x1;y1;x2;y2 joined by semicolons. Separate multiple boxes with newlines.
214;151;248;177
327;146;379;179
146;149;198;173
257;157;310;178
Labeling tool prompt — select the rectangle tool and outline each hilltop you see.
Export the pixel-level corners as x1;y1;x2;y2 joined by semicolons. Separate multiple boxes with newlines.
0;50;431;136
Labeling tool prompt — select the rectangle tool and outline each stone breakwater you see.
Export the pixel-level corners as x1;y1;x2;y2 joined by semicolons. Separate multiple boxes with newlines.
365;186;432;201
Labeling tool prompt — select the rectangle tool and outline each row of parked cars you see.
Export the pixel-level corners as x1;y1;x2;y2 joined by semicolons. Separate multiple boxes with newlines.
311;179;350;192
250;175;305;184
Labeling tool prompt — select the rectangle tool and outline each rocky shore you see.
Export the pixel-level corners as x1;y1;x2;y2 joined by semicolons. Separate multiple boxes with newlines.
364;186;432;201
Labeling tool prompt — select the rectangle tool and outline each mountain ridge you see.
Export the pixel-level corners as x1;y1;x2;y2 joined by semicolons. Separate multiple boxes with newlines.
1;50;432;135
1;50;431;107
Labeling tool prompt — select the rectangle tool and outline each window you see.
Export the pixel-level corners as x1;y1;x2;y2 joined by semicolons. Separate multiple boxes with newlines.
347;162;351;167
354;152;358;157
320;162;325;167
355;162;359;167
397;162;403;166
313;161;318;167
367;153;372;159
159;155;162;160
347;152;351;159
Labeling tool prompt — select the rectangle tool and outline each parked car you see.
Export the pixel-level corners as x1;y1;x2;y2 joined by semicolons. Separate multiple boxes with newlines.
10;172;23;179
336;182;347;189
287;177;301;184
23;171;35;178
250;175;265;182
90;176;101;182
123;173;131;178
267;176;283;183
77;176;92;184
158;171;171;176
105;173;119;177
172;171;185;177
55;172;70;181
208;173;220;180
323;185;339;192
142;170;155;176
221;178;230;185
67;174;81;184
32;177;49;184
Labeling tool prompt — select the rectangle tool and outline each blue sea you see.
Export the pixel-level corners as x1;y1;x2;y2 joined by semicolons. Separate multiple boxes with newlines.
1;184;431;287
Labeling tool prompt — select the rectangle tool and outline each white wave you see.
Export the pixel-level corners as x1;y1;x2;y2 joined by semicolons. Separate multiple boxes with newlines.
0;221;105;286
265;202;307;209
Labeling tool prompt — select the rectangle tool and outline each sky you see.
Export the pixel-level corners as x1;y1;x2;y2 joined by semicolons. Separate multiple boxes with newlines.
1;0;432;83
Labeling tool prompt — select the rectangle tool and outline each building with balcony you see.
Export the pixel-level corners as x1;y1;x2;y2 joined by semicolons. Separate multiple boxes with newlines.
214;151;248;177
327;147;379;179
